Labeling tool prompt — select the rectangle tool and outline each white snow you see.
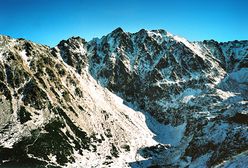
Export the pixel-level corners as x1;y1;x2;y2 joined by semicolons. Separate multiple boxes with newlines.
147;31;164;44
48;154;57;164
0;52;3;61
215;89;236;100
72;42;87;55
173;36;205;59
20;50;29;65
181;88;202;104
147;30;173;44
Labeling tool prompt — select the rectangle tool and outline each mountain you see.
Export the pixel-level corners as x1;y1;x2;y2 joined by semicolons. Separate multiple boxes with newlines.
0;28;247;168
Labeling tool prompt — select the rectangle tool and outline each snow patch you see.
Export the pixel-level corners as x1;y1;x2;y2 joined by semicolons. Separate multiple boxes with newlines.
181;88;202;103
20;50;30;65
215;89;236;100
144;112;186;146
0;52;3;61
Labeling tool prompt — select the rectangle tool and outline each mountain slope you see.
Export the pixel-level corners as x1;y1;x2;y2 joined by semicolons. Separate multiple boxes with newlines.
0;28;248;167
0;35;159;167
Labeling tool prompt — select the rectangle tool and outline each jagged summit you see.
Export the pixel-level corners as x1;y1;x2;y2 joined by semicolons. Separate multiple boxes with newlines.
111;27;125;34
0;29;248;167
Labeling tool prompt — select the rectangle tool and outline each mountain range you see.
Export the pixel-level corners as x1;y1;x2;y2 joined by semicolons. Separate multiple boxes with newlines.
0;28;247;167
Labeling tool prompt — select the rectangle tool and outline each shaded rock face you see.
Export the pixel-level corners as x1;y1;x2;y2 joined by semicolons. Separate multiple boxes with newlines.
0;29;248;167
87;30;224;125
55;37;88;74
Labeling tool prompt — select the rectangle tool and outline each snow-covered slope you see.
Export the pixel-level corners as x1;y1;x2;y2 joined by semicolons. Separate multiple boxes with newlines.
0;28;248;168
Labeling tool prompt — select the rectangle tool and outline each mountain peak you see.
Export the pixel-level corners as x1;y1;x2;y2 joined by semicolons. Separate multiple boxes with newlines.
111;27;125;34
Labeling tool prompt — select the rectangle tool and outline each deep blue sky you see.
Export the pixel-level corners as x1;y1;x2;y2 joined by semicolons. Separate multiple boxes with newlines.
0;0;247;46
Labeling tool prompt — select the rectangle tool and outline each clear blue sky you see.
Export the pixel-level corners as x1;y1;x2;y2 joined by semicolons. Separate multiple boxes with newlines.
0;0;247;46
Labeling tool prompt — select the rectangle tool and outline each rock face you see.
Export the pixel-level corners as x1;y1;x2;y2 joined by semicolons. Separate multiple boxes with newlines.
0;28;247;167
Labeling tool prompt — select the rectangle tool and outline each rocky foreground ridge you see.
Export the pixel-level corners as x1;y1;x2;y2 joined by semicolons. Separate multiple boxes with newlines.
0;28;247;167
